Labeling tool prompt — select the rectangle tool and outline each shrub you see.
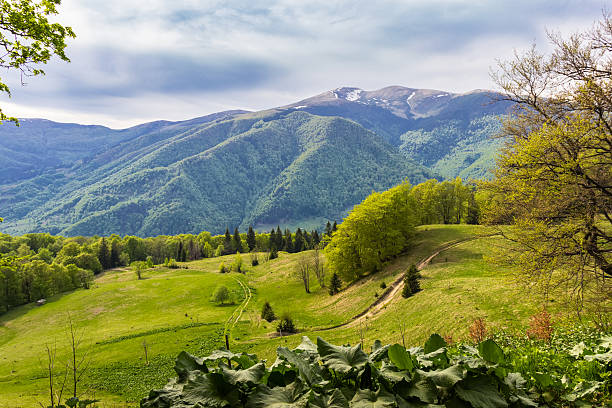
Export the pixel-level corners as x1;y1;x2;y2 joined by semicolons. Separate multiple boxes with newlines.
380;281;387;289
261;301;276;322
469;317;488;343
269;247;278;260
231;254;243;273
211;285;231;305
218;262;228;273
526;309;553;342
276;314;297;334
250;253;259;267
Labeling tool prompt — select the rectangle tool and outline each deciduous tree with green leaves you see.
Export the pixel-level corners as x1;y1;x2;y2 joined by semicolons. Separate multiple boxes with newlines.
486;13;612;314
0;0;75;123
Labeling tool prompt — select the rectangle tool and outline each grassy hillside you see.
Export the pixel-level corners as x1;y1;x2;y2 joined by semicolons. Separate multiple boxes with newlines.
0;225;575;408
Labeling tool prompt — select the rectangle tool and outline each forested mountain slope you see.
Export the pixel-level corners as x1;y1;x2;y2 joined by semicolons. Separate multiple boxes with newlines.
0;111;431;236
0;86;513;236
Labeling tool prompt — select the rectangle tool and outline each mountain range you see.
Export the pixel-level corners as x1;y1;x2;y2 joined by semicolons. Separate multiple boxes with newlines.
0;86;512;236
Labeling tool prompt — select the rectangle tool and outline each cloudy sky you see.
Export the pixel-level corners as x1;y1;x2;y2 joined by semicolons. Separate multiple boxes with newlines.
0;0;607;128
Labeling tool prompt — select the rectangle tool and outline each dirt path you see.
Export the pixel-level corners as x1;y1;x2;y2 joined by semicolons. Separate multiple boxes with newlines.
318;236;484;331
224;276;252;336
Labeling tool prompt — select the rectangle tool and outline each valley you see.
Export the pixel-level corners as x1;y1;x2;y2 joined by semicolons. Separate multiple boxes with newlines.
0;225;571;407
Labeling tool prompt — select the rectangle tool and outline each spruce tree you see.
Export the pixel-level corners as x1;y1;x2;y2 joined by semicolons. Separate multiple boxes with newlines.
110;239;121;268
283;229;293;253
224;228;232;254
402;264;421;298
312;230;320;246
233;228;242;253
97;237;111;270
303;230;311;249
328;272;342;295
275;226;283;249
269;228;277;250
325;221;332;237
332;221;338;232
247;226;256;251
261;301;276;322
294;228;304;252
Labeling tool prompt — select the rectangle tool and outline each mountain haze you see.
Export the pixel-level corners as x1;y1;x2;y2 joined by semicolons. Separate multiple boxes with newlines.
0;86;512;236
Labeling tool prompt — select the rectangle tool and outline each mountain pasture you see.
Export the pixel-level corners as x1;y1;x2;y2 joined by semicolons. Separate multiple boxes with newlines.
0;225;565;407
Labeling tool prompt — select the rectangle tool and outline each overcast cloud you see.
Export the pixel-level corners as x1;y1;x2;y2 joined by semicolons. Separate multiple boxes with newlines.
0;0;606;128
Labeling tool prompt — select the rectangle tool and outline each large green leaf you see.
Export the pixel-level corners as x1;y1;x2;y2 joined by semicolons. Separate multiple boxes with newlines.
423;334;446;354
455;376;508;408
503;372;527;391
379;364;411;384
182;372;242;407
369;340;390;363
220;362;266;385
388;344;415;372
294;336;318;354
246;381;308;408
175;351;208;381
396;377;438;404
564;381;603;402
416;365;465;388
349;388;397;408
477;339;505;365
277;347;321;386
317;337;368;374
308;389;349;408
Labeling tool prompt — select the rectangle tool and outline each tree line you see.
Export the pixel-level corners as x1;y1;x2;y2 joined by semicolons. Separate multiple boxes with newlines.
325;177;480;283
0;225;331;314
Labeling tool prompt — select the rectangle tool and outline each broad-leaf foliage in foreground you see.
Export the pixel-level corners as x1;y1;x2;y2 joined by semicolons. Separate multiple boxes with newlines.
140;334;610;407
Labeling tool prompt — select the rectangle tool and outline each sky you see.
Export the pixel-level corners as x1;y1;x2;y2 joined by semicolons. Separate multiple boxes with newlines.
0;0;607;128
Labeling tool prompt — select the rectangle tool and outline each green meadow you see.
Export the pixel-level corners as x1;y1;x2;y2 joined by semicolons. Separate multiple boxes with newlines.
0;225;575;407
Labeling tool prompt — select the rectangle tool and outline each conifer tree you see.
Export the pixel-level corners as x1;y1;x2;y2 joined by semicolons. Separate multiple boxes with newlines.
294;228;305;252
275;226;283;249
328;272;342;295
233;228;242;253
97;237;111;270
325;221;332;237
312;230;320;246
303;230;311;249
247;226;256;251
402;264;420;298
283;229;293;253
269;228;277;250
110;239;121;268
332;221;338;233
224;228;232;255
261;301;276;322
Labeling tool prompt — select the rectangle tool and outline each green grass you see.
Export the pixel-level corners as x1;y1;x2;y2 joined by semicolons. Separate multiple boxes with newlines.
0;224;587;407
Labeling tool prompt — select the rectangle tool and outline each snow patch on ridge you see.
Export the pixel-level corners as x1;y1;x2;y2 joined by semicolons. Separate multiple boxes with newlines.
407;92;416;102
345;89;362;101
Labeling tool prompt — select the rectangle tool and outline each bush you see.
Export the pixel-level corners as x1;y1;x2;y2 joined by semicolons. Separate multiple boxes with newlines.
261;301;276;322
276;314;297;334
211;285;231;305
231;254;243;273
380;281;387;289
269;248;278;260
250;253;259;267
526;309;553;342
469;317;488;343
218;262;228;273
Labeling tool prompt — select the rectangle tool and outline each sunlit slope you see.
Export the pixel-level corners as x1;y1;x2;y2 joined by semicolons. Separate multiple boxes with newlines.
0;225;556;407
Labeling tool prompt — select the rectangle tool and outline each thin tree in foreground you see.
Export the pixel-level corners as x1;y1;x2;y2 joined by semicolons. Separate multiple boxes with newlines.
295;254;311;293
